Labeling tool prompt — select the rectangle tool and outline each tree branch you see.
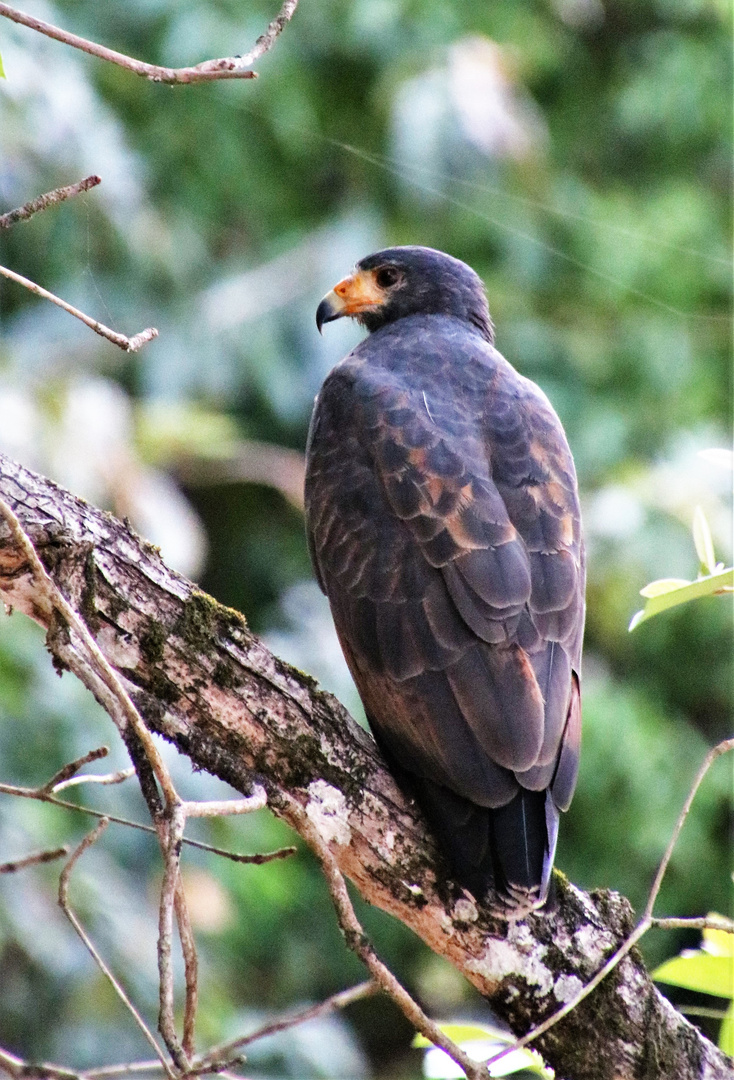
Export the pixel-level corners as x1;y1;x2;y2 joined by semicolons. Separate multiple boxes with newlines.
0;1;298;84
0;263;158;352
0;451;730;1080
0;175;101;229
58;819;175;1078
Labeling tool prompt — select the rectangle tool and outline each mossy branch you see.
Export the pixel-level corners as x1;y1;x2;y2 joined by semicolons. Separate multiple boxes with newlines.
0;452;730;1080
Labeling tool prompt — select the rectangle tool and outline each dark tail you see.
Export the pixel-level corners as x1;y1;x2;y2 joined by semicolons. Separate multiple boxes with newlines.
413;780;559;915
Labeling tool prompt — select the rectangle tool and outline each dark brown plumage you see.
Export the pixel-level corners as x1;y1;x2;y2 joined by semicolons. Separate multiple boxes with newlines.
306;246;585;914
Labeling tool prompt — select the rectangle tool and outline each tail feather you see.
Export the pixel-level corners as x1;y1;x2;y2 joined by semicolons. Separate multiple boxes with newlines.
414;779;558;915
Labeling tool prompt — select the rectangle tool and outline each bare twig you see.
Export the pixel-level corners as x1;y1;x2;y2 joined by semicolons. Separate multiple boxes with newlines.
679;1006;731;1019
0;1;298;83
0;497;192;1063
39;745;110;794
182;792;268;817
53;767;135;793
652;915;734;933
121;729;200;1065
295;804;489;1080
58;819;175;1079
158;804;189;1071
0;844;69;873
642;737;734;922
160;792;268;1059
239;0;299;68
485;736;734;1072
0;1046;81;1080
197;978;378;1068
0;498;173;805
0;778;294;863
174;879;198;1062
82;1065;162;1079
0;265;158;353
0;175;101;229
5;983;376;1080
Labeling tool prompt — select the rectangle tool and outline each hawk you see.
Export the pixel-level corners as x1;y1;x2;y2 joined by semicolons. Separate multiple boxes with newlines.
306;246;584;914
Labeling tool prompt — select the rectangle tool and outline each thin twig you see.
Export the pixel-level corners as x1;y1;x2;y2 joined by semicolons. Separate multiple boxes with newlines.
0;499;192;1064
182;792;268;817
679;1006;730;1019
485;736;734;1071
82;1065;163;1079
0;984;378;1080
174;879;198;1061
239;0;299;68
295;806;489;1080
0;175;100;229
0;779;294;863
122;727;199;1066
40;745;110;793
652;915;734;933
0;0;298;83
53;767;135;792
197;979;378;1068
0;497;173;804
0;264;158;353
157;804;189;1071
0;844;69;873
642;737;734;921
0;1046;81;1080
58;820;175;1079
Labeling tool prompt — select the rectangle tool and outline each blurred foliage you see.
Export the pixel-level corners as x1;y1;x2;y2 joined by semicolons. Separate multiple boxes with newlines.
629;499;733;629
0;0;732;1076
653;916;734;1056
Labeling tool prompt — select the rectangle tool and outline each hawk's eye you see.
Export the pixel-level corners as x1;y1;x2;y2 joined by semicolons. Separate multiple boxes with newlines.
375;266;400;289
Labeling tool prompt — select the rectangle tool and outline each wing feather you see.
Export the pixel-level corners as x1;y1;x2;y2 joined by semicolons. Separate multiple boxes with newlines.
305;327;584;817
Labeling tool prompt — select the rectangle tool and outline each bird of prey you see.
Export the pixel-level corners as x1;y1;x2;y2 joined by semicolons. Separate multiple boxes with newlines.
306;246;584;914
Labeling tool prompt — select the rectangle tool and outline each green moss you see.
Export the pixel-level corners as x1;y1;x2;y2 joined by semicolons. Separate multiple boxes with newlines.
140;622;167;665
104;591;129;623
283;661;319;690
212;660;240;690
176;589;248;651
177;590;218;643
142;665;179;706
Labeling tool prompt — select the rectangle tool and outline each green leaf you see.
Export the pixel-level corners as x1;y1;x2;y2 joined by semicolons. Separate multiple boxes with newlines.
629;566;734;630
719;1000;734;1056
639;578;692;598
692;506;716;575
653;951;734;999
704;920;734;958
412;1023;503;1048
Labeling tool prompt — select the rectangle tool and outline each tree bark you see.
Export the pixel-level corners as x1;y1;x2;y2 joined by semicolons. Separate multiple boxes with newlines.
0;452;730;1080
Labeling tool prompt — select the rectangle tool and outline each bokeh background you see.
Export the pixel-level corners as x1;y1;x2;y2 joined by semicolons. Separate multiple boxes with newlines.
0;0;731;1076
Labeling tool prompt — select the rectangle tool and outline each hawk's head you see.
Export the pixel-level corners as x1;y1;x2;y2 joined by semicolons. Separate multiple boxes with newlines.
316;246;494;343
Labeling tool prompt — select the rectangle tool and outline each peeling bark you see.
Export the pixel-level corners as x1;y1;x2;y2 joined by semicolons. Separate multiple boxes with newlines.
0;453;730;1080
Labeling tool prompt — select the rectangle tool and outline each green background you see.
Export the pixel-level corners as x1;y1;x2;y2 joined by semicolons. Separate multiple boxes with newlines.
0;0;731;1075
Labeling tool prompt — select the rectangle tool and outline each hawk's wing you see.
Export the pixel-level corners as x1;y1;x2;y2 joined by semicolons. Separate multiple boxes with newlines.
305;343;584;816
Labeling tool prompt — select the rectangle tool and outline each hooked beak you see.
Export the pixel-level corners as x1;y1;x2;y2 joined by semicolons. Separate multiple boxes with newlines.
315;270;386;334
315;291;343;334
